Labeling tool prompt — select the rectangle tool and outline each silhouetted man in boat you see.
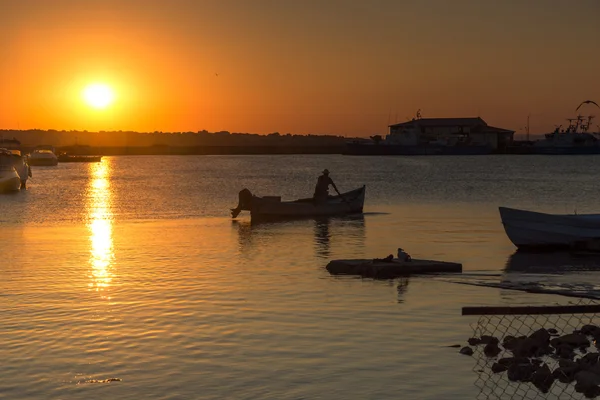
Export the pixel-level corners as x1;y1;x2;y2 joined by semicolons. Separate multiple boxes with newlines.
313;169;340;205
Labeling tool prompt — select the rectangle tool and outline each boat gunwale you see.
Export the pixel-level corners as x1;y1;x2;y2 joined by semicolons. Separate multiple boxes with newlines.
250;185;366;221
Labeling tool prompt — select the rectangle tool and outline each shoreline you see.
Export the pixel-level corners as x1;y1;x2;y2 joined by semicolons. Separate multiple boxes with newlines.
6;144;595;156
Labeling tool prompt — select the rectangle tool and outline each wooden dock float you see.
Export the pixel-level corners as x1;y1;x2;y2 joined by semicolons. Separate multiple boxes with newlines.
326;258;462;279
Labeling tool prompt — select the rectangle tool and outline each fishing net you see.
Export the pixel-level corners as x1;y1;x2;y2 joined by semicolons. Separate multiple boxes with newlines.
463;299;600;400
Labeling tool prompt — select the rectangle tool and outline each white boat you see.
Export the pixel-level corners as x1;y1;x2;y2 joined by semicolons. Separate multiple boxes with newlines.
4;149;31;188
0;150;23;192
499;206;600;250
28;146;58;166
231;186;366;221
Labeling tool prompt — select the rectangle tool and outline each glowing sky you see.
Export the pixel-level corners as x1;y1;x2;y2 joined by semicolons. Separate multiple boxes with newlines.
1;0;599;136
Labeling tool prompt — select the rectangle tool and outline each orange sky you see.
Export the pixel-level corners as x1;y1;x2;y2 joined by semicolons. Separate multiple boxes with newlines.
1;0;599;136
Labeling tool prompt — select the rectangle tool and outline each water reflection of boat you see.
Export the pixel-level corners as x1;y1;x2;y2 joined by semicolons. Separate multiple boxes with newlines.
233;214;366;259
494;251;600;298
232;219;278;253
315;214;366;259
505;251;600;273
397;277;409;303
314;218;331;258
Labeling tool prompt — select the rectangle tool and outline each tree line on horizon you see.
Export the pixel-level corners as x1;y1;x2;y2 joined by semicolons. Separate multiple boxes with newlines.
0;129;351;148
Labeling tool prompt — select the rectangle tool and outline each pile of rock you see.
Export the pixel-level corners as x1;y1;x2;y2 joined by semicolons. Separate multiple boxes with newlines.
460;325;600;398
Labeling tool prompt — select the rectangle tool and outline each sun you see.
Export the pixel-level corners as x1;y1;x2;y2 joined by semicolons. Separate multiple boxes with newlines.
82;84;115;109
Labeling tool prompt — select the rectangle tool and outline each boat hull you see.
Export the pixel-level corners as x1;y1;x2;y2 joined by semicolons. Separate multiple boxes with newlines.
499;206;600;250
247;186;366;221
0;170;22;192
58;155;102;163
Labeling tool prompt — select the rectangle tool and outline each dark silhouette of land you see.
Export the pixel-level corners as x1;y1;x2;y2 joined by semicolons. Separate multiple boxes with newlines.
0;129;549;156
0;129;348;155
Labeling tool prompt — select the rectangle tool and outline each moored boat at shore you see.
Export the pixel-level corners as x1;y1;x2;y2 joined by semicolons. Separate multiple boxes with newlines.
57;153;102;163
0;149;23;192
6;150;31;188
499;206;600;250
231;186;366;221
28;146;58;166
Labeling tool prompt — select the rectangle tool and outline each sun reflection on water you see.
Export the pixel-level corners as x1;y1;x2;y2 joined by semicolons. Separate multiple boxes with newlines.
87;160;114;299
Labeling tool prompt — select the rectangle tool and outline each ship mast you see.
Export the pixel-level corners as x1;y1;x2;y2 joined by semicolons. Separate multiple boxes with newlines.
576;115;584;132
566;118;577;133
587;115;594;133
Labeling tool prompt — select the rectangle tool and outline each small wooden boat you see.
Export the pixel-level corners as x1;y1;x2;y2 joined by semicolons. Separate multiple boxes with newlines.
231;186;366;221
499;206;600;250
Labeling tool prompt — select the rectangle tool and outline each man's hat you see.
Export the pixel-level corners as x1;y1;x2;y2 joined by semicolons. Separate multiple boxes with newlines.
322;169;330;175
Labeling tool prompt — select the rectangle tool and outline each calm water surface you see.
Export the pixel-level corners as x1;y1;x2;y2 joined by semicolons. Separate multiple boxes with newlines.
2;155;600;399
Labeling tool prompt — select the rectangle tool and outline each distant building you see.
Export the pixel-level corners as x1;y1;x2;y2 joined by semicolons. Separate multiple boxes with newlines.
387;117;514;150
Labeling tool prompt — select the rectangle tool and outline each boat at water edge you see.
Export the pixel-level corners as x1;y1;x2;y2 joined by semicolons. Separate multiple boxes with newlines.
28;146;58;166
231;186;366;221
499;206;600;250
6;150;31;188
57;153;102;163
0;149;23;192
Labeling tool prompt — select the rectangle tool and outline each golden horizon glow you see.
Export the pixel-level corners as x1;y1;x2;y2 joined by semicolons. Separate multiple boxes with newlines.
87;160;114;299
1;1;599;135
83;84;115;109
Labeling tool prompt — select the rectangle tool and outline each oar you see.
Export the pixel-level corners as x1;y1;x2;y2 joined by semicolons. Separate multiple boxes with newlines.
335;189;350;204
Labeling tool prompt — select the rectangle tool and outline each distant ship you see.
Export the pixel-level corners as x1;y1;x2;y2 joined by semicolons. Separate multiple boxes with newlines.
344;115;514;156
532;115;600;155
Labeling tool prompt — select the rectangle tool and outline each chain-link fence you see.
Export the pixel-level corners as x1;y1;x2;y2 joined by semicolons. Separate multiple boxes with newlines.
462;299;600;400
